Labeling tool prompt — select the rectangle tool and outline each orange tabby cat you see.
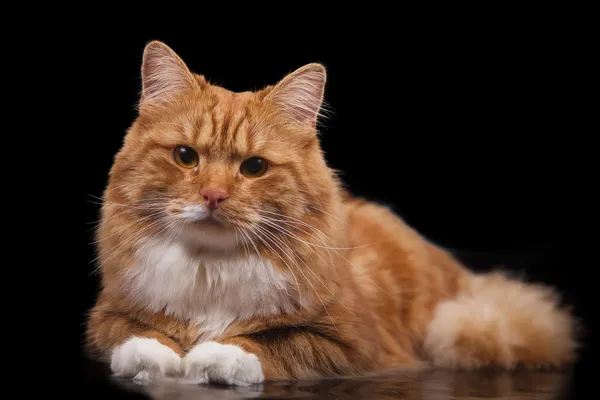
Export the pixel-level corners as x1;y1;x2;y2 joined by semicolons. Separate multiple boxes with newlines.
85;41;577;386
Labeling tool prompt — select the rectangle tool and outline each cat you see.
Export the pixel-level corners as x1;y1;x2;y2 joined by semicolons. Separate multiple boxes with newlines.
85;40;577;386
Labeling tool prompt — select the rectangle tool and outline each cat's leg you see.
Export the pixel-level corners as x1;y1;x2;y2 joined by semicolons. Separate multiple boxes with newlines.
86;305;184;384
423;271;578;369
181;328;380;386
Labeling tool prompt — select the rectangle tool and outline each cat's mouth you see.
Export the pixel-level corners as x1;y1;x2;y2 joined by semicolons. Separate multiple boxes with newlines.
191;213;226;228
177;204;228;228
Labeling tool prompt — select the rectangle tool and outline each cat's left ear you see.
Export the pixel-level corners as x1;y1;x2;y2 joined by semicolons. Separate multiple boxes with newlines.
265;63;327;128
140;41;199;106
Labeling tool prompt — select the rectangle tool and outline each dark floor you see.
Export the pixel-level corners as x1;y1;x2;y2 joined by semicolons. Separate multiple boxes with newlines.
81;359;583;400
78;250;593;399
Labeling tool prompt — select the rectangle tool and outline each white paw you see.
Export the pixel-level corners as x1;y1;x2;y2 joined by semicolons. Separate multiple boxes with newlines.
182;341;264;386
110;336;182;384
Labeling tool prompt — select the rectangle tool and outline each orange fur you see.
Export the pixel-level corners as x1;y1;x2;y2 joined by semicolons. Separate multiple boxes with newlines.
85;41;578;384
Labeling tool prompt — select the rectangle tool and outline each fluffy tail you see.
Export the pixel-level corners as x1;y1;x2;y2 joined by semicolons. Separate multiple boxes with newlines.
423;271;578;369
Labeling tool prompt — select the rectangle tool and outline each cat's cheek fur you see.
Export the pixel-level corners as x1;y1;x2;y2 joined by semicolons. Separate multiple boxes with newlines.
182;341;264;386
110;336;182;384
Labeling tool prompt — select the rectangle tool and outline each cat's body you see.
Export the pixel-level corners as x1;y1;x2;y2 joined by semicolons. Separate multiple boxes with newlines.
85;41;577;385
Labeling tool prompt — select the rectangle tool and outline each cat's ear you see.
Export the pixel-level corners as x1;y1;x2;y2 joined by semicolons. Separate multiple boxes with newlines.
140;41;198;105
265;63;327;128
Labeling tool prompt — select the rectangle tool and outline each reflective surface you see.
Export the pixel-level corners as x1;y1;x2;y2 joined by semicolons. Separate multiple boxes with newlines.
106;368;572;399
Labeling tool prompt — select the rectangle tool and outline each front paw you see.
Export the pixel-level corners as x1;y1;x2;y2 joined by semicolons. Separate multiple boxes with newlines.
110;336;182;384
182;341;264;386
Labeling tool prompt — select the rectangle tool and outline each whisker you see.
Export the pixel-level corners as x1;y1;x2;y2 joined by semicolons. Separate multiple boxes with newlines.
263;224;357;317
90;209;166;244
255;226;339;333
257;210;339;267
126;217;185;273
250;226;303;306
89;215;172;272
87;194;171;211
235;227;251;259
259;218;331;270
258;209;334;242
259;215;371;251
256;211;388;298
259;211;331;241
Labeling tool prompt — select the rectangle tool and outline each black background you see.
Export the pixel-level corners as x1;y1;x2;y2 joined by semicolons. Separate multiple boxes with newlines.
49;16;595;398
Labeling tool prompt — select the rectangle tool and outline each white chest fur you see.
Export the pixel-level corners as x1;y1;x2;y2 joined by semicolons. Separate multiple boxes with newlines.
121;238;298;339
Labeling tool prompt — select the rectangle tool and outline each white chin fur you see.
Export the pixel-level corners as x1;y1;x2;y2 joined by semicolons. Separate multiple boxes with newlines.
169;204;240;252
110;337;182;384
180;222;240;252
182;341;264;386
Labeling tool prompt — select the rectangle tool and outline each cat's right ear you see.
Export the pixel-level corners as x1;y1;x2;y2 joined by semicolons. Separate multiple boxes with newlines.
140;41;199;106
263;63;327;129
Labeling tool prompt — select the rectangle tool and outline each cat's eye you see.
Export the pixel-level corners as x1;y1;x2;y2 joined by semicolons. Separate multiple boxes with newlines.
173;145;199;168
240;157;268;177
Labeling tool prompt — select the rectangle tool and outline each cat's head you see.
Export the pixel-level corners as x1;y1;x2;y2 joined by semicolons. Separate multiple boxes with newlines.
102;41;341;253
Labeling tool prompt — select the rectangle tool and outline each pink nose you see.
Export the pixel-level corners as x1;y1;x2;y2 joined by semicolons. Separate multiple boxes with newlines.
200;189;229;210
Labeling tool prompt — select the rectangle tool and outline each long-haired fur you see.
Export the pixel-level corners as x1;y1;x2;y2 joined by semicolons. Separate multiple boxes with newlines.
85;41;578;385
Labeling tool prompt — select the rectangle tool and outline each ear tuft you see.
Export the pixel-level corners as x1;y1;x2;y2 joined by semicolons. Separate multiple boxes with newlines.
266;63;327;127
140;41;198;105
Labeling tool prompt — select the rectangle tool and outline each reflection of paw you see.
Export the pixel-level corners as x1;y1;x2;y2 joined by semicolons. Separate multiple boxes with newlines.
182;341;264;386
110;337;182;384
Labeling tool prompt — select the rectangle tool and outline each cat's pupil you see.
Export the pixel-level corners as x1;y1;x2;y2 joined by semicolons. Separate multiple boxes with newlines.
179;147;196;164
240;156;268;177
245;158;263;174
